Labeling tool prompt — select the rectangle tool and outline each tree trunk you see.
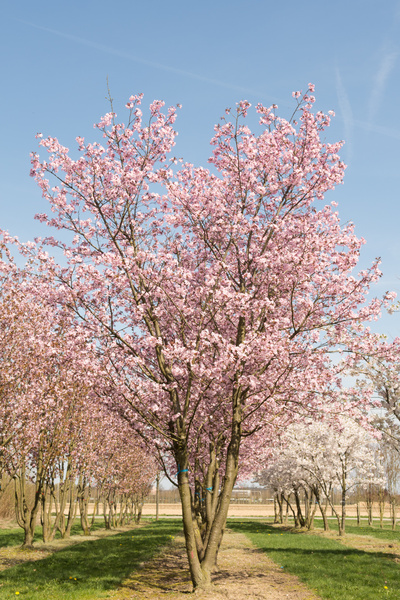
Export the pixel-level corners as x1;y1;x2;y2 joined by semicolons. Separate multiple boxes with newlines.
366;488;373;526
103;499;111;529
379;490;384;529
391;498;397;531
284;498;289;525
320;483;342;536
135;500;143;524
14;465;42;547
156;473;160;521
200;447;239;580
175;387;242;590
77;475;91;535
64;480;78;539
177;459;207;589
55;468;72;537
90;486;102;528
317;496;330;531
305;491;317;530
340;484;346;535
41;486;55;543
282;493;297;526
293;489;306;528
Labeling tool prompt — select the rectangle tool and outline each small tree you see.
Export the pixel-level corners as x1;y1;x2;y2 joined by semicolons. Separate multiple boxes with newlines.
257;418;384;535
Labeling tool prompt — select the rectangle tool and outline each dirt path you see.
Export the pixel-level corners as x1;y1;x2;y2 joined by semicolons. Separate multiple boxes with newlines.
106;529;321;600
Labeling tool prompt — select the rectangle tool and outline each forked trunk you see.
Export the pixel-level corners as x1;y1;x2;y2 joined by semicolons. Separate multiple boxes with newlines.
177;393;242;590
14;466;42;547
318;500;330;531
64;481;78;538
305;494;317;530
293;490;306;528
78;475;91;535
274;492;283;524
41;487;56;542
320;484;342;536
134;499;143;524
366;494;373;526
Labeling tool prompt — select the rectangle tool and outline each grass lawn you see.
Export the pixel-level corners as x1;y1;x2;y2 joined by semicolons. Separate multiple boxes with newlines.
270;516;400;538
0;519;182;599
0;520;108;549
230;520;400;600
313;518;400;543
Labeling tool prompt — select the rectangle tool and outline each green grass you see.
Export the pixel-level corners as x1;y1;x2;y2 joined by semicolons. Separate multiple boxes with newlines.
261;516;400;542
229;520;400;600
0;519;182;599
315;518;400;543
0;526;27;548
0;520;108;548
3;517;399;600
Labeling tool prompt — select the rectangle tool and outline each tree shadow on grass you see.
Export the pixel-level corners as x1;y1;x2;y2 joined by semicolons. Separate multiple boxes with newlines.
229;520;400;600
0;528;26;548
0;517;110;549
0;519;182;599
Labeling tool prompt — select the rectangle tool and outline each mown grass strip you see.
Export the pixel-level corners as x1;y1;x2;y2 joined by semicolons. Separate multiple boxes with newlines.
0;519;182;599
229;520;400;600
313;518;400;543
259;516;400;542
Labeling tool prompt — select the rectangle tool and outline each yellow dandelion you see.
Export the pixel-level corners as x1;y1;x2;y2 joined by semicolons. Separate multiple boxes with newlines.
384;586;388;589
15;593;20;596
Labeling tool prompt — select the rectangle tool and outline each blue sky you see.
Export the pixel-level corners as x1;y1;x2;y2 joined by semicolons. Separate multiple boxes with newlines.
1;0;400;336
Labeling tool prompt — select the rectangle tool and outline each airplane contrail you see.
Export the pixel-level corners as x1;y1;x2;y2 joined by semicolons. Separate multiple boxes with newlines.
18;19;271;100
368;47;398;125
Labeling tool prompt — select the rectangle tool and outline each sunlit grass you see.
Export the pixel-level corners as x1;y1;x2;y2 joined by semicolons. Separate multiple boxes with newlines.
0;519;182;599
230;520;400;600
0;520;107;548
312;518;400;542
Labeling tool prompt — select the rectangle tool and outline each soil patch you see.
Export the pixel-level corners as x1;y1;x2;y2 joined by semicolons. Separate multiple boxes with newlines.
107;529;321;600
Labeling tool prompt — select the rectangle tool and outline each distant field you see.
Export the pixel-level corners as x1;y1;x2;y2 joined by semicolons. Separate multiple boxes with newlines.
142;502;396;519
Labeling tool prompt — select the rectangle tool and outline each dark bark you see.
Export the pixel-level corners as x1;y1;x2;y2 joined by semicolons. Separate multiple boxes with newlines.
77;474;91;535
63;480;78;538
391;498;397;530
315;489;330;532
14;464;42;547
